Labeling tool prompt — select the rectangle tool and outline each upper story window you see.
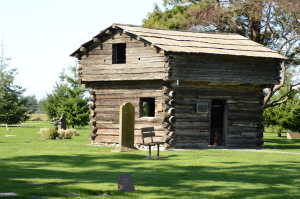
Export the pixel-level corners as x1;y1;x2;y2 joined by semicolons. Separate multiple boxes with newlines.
112;43;126;64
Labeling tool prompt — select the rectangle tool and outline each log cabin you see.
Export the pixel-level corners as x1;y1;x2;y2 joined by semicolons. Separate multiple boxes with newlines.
70;23;286;149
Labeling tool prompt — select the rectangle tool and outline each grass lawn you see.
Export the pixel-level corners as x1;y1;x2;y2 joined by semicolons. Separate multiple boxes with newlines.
0;121;299;199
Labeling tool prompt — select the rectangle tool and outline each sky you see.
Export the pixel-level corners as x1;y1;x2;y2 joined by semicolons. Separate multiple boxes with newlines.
0;0;163;100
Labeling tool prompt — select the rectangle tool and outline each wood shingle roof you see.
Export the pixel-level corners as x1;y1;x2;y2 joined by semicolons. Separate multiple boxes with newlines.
71;23;286;60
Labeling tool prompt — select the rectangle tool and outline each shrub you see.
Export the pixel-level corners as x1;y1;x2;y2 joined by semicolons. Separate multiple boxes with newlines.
37;128;49;140
57;128;77;139
38;128;78;140
45;128;59;139
37;128;58;140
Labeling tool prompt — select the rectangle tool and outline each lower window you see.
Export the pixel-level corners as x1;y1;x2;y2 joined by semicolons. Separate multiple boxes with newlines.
140;98;155;117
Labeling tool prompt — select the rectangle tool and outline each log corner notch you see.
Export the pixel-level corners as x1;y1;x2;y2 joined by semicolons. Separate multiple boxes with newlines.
111;23;118;29
74;52;82;60
106;29;113;35
79;46;89;57
80;46;87;52
163;86;176;147
93;37;102;43
89;90;97;144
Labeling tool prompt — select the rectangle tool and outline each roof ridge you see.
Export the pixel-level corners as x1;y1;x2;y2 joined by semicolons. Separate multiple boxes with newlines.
116;23;240;35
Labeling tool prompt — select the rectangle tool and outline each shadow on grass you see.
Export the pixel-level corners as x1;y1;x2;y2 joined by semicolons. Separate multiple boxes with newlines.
0;152;299;199
264;135;300;150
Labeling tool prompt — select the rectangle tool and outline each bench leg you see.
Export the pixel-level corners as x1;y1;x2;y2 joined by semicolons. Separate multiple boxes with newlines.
148;145;152;159
157;144;160;157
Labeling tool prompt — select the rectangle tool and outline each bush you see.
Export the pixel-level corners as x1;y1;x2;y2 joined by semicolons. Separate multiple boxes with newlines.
37;128;49;140
57;128;77;139
37;128;78;140
37;128;58;140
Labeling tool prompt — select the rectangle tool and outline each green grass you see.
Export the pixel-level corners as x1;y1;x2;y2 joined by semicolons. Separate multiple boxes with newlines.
0;122;300;198
264;132;300;152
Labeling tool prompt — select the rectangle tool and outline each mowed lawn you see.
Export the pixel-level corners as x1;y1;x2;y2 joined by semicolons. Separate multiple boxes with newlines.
0;121;300;199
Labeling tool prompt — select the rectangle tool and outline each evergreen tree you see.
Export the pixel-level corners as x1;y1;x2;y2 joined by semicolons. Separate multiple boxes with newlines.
24;95;39;114
41;64;89;128
0;42;29;125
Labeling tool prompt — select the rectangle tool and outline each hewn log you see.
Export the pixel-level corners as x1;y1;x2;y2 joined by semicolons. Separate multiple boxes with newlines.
168;138;176;146
90;110;97;117
93;38;101;43
90;125;97;133
167;131;174;137
77;79;82;84
168;116;176;126
136;36;142;41
166;107;176;115
89;90;96;95
90;96;96;101
89;103;96;110
165;99;176;106
90;119;96;125
89;132;97;139
106;29;113;34
80;47;87;52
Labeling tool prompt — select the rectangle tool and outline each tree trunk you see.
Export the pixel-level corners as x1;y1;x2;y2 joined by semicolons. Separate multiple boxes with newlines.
249;0;263;43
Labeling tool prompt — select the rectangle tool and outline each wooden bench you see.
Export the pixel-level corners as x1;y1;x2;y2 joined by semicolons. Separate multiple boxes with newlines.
140;127;165;159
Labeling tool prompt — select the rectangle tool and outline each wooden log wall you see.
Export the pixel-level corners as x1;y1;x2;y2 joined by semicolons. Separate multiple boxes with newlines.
162;86;176;146
89;90;97;143
78;29;168;82
166;52;281;85
175;82;264;149
88;81;166;145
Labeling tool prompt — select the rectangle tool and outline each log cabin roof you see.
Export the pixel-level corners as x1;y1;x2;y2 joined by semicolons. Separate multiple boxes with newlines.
70;23;286;60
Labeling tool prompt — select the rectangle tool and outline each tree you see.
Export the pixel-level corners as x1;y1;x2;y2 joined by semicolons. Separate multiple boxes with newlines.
24;95;39;114
0;42;29;125
143;0;300;108
41;64;89;128
263;74;300;134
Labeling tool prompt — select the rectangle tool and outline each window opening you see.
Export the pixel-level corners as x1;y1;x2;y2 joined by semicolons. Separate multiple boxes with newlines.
140;98;155;117
196;101;209;113
112;43;126;64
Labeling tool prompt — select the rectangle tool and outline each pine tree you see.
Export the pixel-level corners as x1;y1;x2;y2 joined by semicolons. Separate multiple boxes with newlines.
41;64;89;128
0;42;29;125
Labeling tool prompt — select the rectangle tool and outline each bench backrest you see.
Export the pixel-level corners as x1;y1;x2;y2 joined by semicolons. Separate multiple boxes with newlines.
140;127;155;144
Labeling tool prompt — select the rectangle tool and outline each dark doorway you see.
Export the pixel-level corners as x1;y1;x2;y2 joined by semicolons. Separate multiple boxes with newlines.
209;99;226;146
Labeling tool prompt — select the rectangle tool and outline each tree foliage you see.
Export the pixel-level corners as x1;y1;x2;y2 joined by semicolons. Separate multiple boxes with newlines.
0;42;29;125
24;95;39;114
143;0;300;108
41;64;89;128
264;75;300;132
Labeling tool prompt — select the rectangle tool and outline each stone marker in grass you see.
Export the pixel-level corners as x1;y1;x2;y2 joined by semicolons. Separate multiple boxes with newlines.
0;193;19;197
287;132;300;139
118;174;135;192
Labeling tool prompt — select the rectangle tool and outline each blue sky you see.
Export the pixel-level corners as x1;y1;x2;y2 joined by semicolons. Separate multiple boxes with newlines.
0;0;163;100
